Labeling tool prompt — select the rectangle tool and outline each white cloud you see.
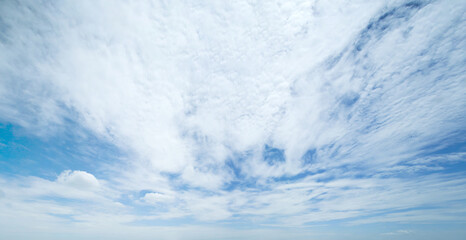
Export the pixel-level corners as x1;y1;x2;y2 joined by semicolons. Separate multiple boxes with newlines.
57;170;100;190
1;170;114;201
0;0;389;182
142;192;174;204
0;0;465;238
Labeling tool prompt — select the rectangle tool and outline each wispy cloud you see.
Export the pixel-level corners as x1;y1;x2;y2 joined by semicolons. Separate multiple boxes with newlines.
0;0;465;239
382;229;412;235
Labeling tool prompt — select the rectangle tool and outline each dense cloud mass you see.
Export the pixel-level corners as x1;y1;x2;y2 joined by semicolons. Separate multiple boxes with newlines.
0;0;465;239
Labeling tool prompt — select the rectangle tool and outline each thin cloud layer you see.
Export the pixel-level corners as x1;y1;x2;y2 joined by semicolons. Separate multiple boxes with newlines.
0;0;465;239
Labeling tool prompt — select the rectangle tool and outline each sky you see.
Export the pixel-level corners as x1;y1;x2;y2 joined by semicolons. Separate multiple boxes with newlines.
0;0;465;239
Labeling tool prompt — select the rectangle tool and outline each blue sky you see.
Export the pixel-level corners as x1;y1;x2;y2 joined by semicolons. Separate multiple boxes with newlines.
1;0;466;239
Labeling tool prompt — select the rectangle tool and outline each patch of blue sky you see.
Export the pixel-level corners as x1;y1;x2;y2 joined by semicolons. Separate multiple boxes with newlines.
222;173;263;191
302;148;317;164
353;1;426;54
0;121;123;180
222;150;267;191
420;131;466;155
406;133;466;173
340;92;360;109
225;152;248;177
262;144;285;165
271;170;315;183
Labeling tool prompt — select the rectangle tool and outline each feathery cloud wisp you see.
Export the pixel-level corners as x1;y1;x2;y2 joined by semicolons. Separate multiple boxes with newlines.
0;0;465;239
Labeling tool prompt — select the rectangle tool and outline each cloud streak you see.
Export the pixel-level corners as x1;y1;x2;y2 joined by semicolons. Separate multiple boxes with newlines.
0;0;465;239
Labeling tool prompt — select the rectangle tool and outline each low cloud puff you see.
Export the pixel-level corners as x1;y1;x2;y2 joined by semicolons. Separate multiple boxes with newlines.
57;170;100;190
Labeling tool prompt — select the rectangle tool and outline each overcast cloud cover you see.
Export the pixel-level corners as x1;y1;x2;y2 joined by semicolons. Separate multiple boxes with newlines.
0;0;465;239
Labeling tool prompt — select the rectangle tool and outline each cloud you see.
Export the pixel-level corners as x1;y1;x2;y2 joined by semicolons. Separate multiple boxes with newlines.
0;0;388;182
57;170;100;190
0;0;466;239
1;170;113;201
382;230;413;235
142;192;174;204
